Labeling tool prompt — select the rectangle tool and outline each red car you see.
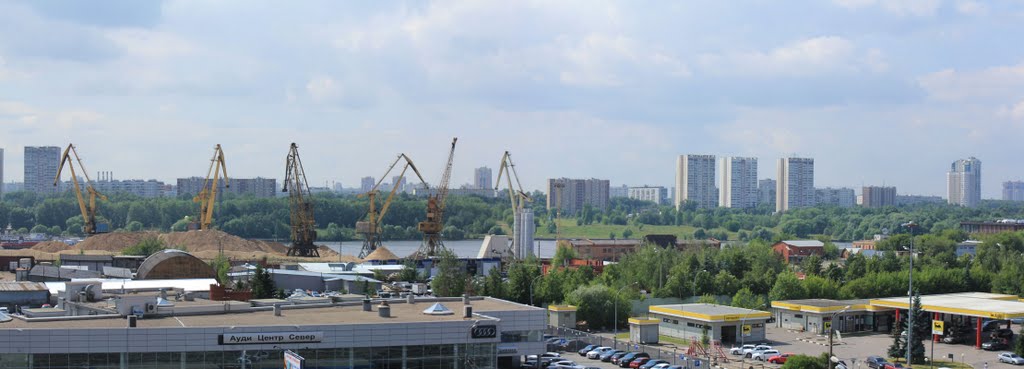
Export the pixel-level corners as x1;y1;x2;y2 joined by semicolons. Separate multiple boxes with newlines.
630;357;652;368
768;353;794;364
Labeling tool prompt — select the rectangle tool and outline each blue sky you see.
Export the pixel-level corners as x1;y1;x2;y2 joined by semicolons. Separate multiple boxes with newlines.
0;0;1022;197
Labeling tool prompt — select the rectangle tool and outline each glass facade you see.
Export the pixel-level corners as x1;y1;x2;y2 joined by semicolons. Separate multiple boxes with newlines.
0;344;495;369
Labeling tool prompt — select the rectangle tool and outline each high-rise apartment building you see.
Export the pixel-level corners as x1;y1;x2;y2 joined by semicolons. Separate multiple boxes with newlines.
176;177;277;198
758;179;776;208
815;187;855;207
948;157;981;207
675;154;717;209
628;186;668;205
862;186;897;208
720;157;758;208
776;157;814;212
360;176;376;193
1002;181;1024;202
24;146;61;195
546;178;609;215
473;167;492;190
609;185;629;198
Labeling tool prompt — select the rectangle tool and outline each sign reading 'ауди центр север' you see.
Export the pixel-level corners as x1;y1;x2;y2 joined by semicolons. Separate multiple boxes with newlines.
218;332;324;345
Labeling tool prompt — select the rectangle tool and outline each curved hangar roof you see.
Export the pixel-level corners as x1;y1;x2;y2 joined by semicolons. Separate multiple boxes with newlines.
136;250;216;280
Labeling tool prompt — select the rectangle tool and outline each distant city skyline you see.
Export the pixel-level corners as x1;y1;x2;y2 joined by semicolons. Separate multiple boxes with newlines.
0;2;1022;198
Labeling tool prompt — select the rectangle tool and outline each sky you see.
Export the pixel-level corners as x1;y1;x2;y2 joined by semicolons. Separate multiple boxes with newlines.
0;0;1022;198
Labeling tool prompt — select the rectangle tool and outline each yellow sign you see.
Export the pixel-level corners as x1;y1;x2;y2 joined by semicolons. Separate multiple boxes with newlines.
824;322;831;331
742;325;752;337
932;320;944;335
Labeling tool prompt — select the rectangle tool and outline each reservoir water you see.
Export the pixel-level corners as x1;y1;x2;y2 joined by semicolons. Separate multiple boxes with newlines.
320;239;560;259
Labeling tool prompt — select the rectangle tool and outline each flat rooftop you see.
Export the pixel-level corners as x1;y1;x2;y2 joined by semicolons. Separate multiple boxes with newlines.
0;297;537;329
772;299;890;313
869;292;1024;319
650;303;771;322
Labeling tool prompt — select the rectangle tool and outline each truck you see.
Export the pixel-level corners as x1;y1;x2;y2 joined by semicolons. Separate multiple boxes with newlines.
411;283;430;295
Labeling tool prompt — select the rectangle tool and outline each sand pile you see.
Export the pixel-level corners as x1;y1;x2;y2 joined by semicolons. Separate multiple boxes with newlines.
160;230;287;254
75;231;161;252
31;241;72;253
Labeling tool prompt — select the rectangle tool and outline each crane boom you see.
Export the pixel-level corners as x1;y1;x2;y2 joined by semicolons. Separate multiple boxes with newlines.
54;144;108;235
356;153;429;258
416;137;457;258
495;151;533;261
192;144;228;231
283;143;319;257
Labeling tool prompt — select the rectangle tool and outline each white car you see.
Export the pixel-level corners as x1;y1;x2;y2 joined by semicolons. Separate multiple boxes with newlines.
549;360;580;369
526;352;561;361
730;344;755;355
999;352;1024;365
752;349;780;361
652;364;673;369
586;347;612;359
745;345;773;358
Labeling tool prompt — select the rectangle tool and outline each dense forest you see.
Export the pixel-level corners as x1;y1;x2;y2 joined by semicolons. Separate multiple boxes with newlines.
2;190;1024;244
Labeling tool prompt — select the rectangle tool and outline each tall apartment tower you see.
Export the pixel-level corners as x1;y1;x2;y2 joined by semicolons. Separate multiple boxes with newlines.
758;179;777;207
24;146;61;195
862;186;897;208
948;157;981;207
675;154;717;209
473;167;492;190
0;148;4;198
776;157;815;212
360;176;376;193
720;157;758;208
1004;181;1024;202
546;178;609;215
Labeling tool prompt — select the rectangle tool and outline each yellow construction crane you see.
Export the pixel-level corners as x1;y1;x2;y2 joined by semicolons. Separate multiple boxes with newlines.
495;151;532;259
54;144;109;235
283;143;319;257
356;154;429;258
192;144;228;231
416;137;458;258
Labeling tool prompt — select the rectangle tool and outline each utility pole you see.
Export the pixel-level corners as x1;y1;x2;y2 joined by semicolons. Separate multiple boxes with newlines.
903;221;918;366
828;306;851;369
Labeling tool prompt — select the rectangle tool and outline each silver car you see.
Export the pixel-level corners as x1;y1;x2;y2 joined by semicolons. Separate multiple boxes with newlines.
999;352;1024;365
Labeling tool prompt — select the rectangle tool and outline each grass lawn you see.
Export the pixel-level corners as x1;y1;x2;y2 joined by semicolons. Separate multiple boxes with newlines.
615;333;691;347
887;358;972;369
535;219;721;240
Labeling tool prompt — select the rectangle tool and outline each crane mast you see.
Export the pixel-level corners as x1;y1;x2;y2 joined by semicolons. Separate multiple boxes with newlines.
416;137;458;258
54;144;109;235
283;143;319;257
192;144;228;231
495;151;532;260
356;154;429;258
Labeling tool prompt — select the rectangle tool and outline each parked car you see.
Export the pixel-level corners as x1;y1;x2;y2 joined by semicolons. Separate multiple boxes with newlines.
610;352;634;365
752;349;780;361
640;359;669;369
745;345;773;358
618;352;650;368
527;352;561;361
999;352;1024;365
612;352;637;365
665;366;684;369
866;356;889;369
941;334;964;344
549;360;580;369
629;357;652;368
883;363;909;369
730;344;755;355
1011;318;1024;325
650;364;672;369
767;353;793;364
991;328;1014;340
578;345;598;356
562;339;589;352
601;350;625;362
586;347;613;360
983;339;1009;351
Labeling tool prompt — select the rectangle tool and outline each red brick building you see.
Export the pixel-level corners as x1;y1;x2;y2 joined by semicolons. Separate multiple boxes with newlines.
772;240;825;264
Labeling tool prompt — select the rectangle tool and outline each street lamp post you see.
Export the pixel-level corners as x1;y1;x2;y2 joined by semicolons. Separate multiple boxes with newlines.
690;269;708;344
902;221;917;366
740;303;767;367
828;306;851;369
529;274;543;307
614;282;639;343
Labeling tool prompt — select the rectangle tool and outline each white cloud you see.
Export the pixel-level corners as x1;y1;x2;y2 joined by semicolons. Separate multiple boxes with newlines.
559;34;690;87
698;36;883;77
832;0;942;16
918;62;1024;101
955;0;987;15
305;75;341;103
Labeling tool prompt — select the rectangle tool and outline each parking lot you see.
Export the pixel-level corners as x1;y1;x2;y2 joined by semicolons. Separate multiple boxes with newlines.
536;325;1023;369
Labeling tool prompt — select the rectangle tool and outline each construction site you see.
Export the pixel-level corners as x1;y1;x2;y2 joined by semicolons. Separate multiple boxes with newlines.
0;139;538;268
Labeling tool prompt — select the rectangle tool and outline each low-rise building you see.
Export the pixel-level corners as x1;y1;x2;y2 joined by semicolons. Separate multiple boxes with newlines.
772;240;825;264
648;303;770;345
957;240;982;257
0;281;50;311
960;220;1024;234
771;299;894;334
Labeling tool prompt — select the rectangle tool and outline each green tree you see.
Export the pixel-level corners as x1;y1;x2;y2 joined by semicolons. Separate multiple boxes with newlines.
431;249;467;297
30;224;49;234
801;254;823;276
622;228;633;239
121;236;167;257
209;253;231;285
887;325;904;361
126;221;144;232
780;353;828;369
731;288;766;310
565;284;629;330
697;294;717;304
483;267;506;299
506;258;541;304
769;272;806;301
251;264;276;299
398;259;419;282
1016;326;1024;357
693;228;706;239
551;243;578;267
